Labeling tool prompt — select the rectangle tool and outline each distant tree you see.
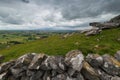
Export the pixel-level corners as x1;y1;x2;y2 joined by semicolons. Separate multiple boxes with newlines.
7;41;23;45
2;34;7;38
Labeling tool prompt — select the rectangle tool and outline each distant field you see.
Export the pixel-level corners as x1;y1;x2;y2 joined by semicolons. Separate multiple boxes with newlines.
0;28;120;62
0;33;26;43
0;30;55;50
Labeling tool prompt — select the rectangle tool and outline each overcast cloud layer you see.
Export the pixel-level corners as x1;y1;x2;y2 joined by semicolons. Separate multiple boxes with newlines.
0;0;119;30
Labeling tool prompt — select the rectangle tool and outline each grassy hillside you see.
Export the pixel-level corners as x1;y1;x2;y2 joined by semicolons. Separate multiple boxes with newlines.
0;28;120;61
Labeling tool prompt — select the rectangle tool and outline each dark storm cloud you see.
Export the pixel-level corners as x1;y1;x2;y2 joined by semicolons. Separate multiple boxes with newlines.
58;0;120;20
0;0;119;30
32;0;120;19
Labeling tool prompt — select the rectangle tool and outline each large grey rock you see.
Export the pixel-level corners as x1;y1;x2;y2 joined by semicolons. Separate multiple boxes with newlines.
99;71;112;80
101;54;120;76
10;53;36;78
26;70;35;77
10;68;26;78
39;57;51;70
67;67;76;76
43;71;51;80
109;15;120;23
29;53;47;70
86;54;104;68
40;56;65;72
81;61;100;80
51;70;57;77
90;22;120;30
90;17;120;30
65;50;84;72
40;56;55;70
85;28;102;36
15;53;36;67
30;70;44;80
0;71;8;80
0;60;15;74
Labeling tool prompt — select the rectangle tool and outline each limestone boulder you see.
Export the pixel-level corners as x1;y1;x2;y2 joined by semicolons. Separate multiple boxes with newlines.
65;50;84;71
101;54;120;76
86;54;104;68
0;60;15;74
29;53;47;70
81;61;100;80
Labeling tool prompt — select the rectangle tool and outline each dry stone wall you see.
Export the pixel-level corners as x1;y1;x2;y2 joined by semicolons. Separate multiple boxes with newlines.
0;50;120;80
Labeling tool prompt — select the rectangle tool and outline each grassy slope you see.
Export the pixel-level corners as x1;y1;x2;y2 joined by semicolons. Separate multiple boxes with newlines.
0;28;120;61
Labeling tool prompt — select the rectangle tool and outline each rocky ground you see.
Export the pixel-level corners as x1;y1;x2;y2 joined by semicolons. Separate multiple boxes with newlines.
0;50;120;80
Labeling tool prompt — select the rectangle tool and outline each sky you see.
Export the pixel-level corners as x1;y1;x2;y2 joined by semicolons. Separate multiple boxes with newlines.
0;0;120;30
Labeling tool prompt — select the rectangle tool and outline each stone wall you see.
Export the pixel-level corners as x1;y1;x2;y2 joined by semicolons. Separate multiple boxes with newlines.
0;50;120;80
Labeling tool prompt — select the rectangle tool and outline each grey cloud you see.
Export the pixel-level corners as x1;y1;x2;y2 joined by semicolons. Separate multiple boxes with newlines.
3;15;24;24
31;0;120;20
59;0;120;20
0;7;24;24
0;0;119;30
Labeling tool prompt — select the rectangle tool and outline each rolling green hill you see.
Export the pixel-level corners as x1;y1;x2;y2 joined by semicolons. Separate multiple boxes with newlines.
0;28;120;61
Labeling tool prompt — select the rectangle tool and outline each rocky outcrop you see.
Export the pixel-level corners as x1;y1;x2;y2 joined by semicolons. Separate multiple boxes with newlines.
89;22;120;30
109;15;120;23
84;28;102;36
90;15;120;30
85;15;120;36
0;50;120;80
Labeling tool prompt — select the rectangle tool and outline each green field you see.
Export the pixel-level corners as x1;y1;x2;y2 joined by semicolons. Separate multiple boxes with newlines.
0;28;120;62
